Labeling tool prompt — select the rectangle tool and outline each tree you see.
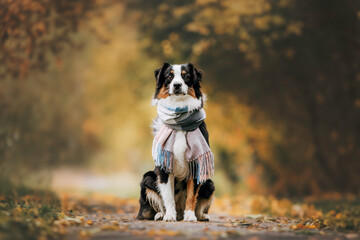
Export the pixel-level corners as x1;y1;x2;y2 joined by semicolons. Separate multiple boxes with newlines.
0;0;114;181
129;0;360;195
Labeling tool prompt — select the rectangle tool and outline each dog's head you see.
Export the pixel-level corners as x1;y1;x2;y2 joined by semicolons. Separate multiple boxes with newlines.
153;63;203;100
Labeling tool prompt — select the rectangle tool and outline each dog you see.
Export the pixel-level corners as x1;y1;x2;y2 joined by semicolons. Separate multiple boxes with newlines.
137;63;215;222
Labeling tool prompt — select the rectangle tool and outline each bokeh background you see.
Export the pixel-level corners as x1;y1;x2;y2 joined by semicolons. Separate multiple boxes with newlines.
1;0;360;199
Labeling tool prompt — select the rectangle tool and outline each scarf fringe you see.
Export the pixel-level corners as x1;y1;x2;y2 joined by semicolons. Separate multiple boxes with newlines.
155;143;214;184
187;151;214;184
154;144;173;173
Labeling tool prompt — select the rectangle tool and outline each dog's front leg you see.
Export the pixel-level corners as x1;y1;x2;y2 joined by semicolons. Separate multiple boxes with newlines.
184;178;200;222
158;172;177;221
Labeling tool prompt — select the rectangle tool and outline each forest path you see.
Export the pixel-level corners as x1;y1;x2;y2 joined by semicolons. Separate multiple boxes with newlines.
63;210;357;240
57;193;360;240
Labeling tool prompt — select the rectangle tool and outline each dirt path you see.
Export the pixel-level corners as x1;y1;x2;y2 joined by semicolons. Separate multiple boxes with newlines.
64;213;359;240
56;195;360;240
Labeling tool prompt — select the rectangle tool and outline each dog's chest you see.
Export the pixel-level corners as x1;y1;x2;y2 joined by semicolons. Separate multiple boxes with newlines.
172;131;189;180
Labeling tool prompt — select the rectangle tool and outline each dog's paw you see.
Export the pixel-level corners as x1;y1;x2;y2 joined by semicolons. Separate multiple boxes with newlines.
183;210;197;222
198;213;210;221
154;212;164;221
163;212;177;222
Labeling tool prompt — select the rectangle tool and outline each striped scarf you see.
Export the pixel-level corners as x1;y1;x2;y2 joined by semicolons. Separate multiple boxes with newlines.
152;103;214;184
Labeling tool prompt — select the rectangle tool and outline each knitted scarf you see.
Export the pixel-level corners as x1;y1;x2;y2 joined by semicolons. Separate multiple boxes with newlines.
152;102;214;184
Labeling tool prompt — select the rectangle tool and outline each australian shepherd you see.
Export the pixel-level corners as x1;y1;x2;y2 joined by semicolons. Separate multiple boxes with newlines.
136;63;215;222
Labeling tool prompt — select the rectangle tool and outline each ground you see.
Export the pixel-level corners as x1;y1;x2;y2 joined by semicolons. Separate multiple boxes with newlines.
58;194;360;240
1;190;360;240
64;213;359;240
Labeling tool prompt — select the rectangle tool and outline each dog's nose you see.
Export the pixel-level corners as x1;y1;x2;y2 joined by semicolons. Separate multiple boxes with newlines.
174;83;182;89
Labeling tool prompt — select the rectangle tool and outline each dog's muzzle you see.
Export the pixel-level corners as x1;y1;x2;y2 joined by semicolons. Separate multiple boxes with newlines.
173;83;185;95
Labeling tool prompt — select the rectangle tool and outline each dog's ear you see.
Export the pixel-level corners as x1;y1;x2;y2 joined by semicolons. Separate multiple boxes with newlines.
194;67;203;82
154;62;171;98
155;62;170;88
154;68;161;79
188;63;203;99
188;62;203;81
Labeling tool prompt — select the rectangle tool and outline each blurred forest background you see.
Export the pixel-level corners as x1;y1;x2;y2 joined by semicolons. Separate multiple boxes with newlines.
1;0;360;198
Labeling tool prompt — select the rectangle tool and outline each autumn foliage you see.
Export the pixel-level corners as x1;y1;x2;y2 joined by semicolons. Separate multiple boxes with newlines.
129;0;360;195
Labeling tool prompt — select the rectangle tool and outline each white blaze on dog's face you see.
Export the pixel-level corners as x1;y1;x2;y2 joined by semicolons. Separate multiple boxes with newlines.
169;65;188;96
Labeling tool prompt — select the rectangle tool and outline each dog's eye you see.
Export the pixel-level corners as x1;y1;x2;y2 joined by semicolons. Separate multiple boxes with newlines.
167;74;173;80
183;74;190;81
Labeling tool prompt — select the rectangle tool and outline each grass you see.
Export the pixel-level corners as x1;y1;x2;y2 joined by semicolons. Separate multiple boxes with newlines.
0;178;62;240
310;199;360;232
